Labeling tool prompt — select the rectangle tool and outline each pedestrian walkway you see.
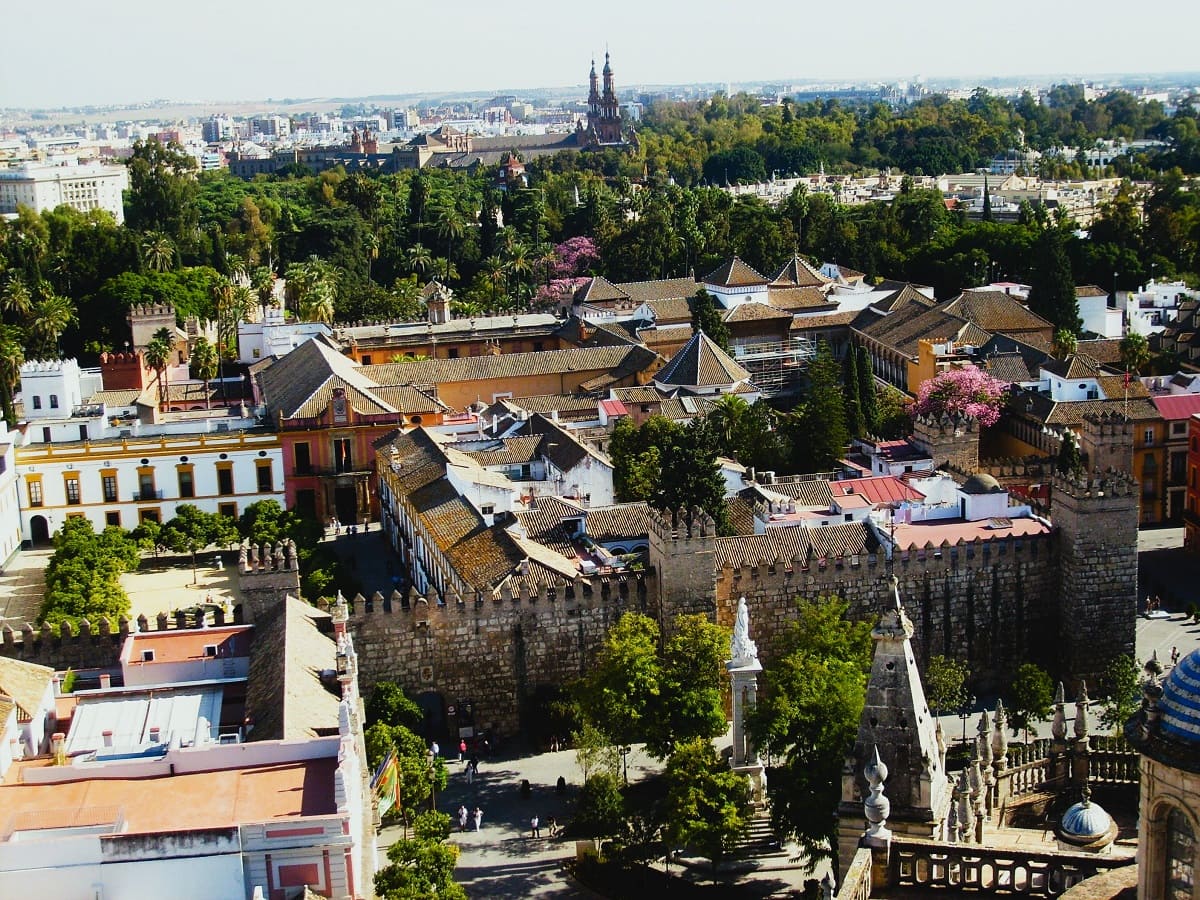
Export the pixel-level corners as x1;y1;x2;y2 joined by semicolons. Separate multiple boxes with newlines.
0;547;50;626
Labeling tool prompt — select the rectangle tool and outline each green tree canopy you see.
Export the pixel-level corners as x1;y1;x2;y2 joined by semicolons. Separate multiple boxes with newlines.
1027;227;1081;334
924;655;971;717
160;504;239;582
1007;663;1054;742
663;737;750;868
689;288;731;351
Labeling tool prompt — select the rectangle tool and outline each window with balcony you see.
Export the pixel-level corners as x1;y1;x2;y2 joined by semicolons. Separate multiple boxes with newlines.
334;439;353;473
139;472;156;501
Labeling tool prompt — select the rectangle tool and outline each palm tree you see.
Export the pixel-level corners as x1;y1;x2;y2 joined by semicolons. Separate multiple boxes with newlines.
285;257;339;324
482;255;506;313
1051;328;1078;360
708;395;751;455
364;231;380;283
190;336;218;410
141;233;177;273
405;243;434;279
434;206;466;282
144;329;172;412
27;292;76;359
250;266;276;306
1;276;32;323
504;242;533;310
0;325;25;427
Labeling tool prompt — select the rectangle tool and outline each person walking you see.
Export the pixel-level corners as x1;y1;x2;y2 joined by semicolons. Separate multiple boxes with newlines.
473;807;483;832
531;815;541;838
430;740;440;759
547;817;558;837
459;739;467;761
457;805;468;833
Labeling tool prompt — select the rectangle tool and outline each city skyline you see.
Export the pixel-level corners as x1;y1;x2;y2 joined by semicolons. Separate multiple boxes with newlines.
3;0;1198;110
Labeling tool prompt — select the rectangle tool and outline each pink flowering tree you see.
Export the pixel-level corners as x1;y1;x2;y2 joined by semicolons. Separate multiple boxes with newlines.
913;366;1009;427
535;276;590;311
550;236;600;277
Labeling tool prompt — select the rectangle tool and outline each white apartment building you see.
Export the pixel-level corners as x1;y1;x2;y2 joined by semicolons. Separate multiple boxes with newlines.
0;162;129;223
0;429;23;567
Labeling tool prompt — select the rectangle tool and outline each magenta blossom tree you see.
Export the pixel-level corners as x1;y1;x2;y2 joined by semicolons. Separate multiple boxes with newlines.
913;365;1009;427
551;236;600;278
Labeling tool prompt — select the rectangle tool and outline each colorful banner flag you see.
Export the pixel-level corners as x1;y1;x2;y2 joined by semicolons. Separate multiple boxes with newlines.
373;750;401;817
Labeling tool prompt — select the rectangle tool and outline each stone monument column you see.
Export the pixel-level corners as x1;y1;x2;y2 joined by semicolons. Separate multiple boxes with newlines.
728;596;766;805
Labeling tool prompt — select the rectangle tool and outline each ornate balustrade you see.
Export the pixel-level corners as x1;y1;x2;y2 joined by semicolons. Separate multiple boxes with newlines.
835;847;873;900
891;839;1132;897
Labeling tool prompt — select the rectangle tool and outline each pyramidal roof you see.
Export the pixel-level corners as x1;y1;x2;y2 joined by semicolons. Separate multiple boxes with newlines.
654;330;750;389
702;256;768;288
845;578;950;821
770;254;831;288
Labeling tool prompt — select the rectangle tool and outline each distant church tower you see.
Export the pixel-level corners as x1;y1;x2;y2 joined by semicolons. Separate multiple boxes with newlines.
586;52;624;145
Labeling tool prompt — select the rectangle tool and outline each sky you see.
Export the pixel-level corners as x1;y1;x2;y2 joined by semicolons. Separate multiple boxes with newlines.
3;0;1198;109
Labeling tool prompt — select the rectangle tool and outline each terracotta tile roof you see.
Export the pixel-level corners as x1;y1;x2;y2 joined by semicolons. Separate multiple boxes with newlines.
364;345;661;390
770;255;831;288
1097;375;1150;399
377;428;452;494
714;521;879;569
871;284;938;314
1076;284;1109;298
941;291;1053;334
1040;397;1161;426
371;385;447;415
657;395;722;420
257;335;396;419
982;352;1041;383
523;414;609;473
1042;353;1103;380
765;479;835;507
611;386;663;405
244;597;341;742
723;302;794;323
640;297;693;323
0;657;53;723
575;503;650;542
619;277;698;304
767;286;834;311
1075;339;1123;366
574;276;630;304
640;325;695;348
791;311;863;330
655;332;750;388
90;389;142;408
503;394;603;417
452;435;544;467
726;498;756;535
856;303;989;359
703;257;768;288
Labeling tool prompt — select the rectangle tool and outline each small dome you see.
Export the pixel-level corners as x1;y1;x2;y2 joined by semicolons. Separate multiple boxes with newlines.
1160;648;1200;744
961;473;1004;494
1061;799;1113;840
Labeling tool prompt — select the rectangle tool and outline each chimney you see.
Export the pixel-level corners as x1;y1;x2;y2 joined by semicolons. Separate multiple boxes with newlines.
51;732;66;765
99;673;112;689
102;730;113;748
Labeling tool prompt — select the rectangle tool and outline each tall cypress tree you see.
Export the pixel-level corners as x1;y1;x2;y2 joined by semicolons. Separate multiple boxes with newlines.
788;342;849;472
857;346;877;434
1028;228;1081;334
843;346;866;438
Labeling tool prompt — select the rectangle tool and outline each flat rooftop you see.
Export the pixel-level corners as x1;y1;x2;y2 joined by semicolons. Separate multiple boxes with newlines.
127;626;253;664
66;687;224;755
893;516;1050;548
1;757;337;836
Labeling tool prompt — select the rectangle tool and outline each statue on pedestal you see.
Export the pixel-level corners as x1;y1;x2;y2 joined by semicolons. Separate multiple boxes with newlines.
731;596;758;665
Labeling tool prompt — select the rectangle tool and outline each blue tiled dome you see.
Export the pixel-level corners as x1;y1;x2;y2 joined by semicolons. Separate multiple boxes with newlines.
1061;800;1113;839
1160;648;1200;744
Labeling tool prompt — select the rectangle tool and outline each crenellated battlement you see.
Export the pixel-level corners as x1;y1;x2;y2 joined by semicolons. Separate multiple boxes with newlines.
1051;467;1137;500
238;539;300;573
912;412;979;436
646;505;718;542
1082;410;1132;438
20;358;78;374
128;303;177;319
910;412;980;472
237;540;302;624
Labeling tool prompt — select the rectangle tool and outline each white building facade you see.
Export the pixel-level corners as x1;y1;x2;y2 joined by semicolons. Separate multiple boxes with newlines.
0;162;129;223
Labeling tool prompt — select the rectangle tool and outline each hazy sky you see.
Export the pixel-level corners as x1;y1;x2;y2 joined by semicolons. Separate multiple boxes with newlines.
3;0;1198;109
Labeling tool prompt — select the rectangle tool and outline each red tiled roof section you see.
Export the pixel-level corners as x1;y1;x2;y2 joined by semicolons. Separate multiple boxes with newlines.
703;257;768;288
769;255;831;288
892;517;1050;548
941;291;1054;334
1152;394;1200;420
0;758;338;833
128;627;252;664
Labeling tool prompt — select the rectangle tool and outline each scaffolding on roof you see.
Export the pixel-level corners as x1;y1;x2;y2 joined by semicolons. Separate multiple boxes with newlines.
731;336;818;397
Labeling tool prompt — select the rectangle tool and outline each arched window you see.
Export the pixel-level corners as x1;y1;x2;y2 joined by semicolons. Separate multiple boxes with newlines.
1166;806;1195;899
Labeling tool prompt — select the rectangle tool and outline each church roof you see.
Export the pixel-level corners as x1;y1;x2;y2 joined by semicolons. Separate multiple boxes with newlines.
703;257;768;288
654;331;750;389
1060;797;1114;840
770;255;831;289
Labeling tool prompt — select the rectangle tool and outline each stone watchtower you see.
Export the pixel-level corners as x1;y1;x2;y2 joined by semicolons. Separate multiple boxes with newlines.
1053;471;1138;686
910;413;979;473
837;578;952;877
1078;411;1134;476
237;540;302;624
646;507;718;626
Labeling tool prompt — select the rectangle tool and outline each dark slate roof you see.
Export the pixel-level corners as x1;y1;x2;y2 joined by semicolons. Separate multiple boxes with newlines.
1042;353;1103;380
363;345;661;389
654;331;751;388
703;257;768;288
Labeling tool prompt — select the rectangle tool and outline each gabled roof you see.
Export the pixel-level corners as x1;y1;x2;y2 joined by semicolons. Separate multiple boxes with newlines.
1043;353;1103;380
855;302;991;360
244;597;341;742
0;657;53;722
872;284;938;314
1076;284;1109;298
941;290;1054;334
257;335;396;419
619;277;698;304
702;257;768;288
770;255;831;289
723;302;794;324
640;297;693;324
654;331;750;389
766;287;833;312
573;275;629;305
1152;392;1200;420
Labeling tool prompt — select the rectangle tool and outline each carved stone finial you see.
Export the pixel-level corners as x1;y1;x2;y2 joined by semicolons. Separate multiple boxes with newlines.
1051;682;1068;741
863;745;891;839
1074;680;1090;741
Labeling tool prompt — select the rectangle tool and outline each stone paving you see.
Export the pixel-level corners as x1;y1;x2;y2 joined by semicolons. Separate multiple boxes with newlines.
0;547;51;626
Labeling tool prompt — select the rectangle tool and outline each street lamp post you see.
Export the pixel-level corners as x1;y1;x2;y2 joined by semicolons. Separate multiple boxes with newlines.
960;695;977;747
619;745;632;785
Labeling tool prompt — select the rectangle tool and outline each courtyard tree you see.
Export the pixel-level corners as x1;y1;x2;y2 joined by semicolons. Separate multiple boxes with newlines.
689;288;731;351
749;595;873;864
1007;662;1054;743
1027;227;1081;334
374;811;466;900
1119;332;1150;375
925;655;971;718
160;504;240;583
1098;654;1141;736
40;518;140;626
912;365;1008;427
662;737;750;871
784;341;848;471
646;614;730;759
574;612;661;748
